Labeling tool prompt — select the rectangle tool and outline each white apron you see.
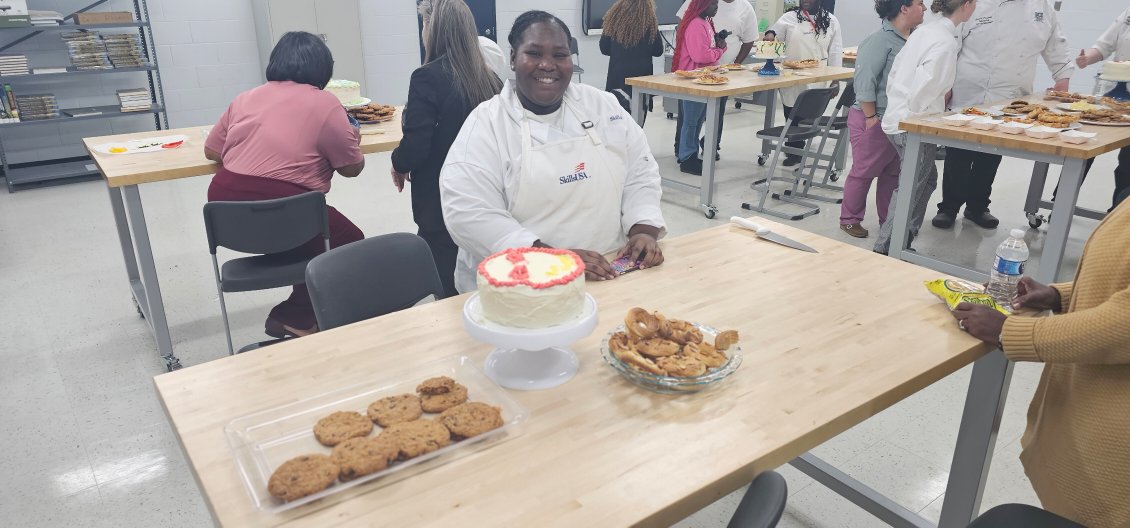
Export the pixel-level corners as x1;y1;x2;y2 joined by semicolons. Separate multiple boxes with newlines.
453;98;626;292
779;12;832;107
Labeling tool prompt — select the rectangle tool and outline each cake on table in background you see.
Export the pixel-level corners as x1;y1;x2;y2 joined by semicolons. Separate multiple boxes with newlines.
325;79;363;106
752;40;786;58
476;247;586;329
1102;60;1130;82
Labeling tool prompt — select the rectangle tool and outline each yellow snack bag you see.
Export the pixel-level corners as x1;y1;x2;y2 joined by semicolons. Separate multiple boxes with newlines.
924;279;1009;314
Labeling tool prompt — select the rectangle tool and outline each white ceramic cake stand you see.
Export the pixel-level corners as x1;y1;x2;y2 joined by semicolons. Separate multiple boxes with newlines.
462;293;598;391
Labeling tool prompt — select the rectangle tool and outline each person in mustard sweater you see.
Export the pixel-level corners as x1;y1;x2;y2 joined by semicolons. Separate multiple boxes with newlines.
951;190;1130;528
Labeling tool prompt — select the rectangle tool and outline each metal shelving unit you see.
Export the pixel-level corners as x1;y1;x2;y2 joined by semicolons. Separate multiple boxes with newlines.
0;0;165;192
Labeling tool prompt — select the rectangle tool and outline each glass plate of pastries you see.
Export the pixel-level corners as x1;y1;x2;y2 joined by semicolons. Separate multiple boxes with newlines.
600;308;742;394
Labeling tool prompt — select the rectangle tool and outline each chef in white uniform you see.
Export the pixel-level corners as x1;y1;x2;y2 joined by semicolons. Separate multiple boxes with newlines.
934;0;1073;230
766;0;843;164
440;11;667;293
1058;5;1130;211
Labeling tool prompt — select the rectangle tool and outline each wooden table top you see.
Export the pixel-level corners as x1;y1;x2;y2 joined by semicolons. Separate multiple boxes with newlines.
154;218;987;527
83;109;403;188
626;65;854;98
899;96;1130;159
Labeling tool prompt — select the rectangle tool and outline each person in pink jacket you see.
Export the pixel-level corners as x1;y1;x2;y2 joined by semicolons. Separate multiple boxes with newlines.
672;0;726;175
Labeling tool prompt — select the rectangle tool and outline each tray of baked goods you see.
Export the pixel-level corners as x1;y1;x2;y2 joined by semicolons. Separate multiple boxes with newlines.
782;59;820;69
347;102;397;124
225;355;529;513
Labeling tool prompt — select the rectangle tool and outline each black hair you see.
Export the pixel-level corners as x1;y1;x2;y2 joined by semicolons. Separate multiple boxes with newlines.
507;10;572;49
875;0;915;20
787;0;832;36
265;31;334;89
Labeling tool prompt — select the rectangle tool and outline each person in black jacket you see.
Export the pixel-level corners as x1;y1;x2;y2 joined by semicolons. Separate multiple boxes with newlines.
392;0;502;297
599;0;664;115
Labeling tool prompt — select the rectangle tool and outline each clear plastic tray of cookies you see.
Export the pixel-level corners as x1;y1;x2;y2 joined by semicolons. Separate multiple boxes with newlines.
224;354;529;513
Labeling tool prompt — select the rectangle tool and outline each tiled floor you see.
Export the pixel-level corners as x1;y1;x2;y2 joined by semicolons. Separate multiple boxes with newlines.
1;99;1117;527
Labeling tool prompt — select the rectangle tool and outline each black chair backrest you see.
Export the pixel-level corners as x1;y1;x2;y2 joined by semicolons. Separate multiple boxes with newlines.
305;233;446;331
789;87;837;124
726;470;788;528
203;192;329;255
836;82;856;110
569;36;579;55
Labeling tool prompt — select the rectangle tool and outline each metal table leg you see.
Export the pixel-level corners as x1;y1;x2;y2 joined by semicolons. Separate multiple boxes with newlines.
759;90;777;165
937;349;1014;528
119;184;180;371
630;88;646;127
700;97;721;218
1023;162;1050;228
889;134;921;259
1037;157;1085;284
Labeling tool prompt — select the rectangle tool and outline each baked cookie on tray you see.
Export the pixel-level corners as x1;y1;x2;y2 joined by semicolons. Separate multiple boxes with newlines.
313;411;373;447
381;419;452;459
416;376;457;395
439;402;504;439
367;394;423;427
268;454;339;502
419;383;468;413
330;436;400;481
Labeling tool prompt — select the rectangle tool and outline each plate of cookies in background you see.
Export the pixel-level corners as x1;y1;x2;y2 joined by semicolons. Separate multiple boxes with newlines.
600;307;743;394
348;103;397;124
225;356;529;513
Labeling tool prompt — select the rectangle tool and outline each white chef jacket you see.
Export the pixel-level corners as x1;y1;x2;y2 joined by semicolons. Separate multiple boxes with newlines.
677;0;760;65
882;17;962;136
950;0;1074;108
439;81;667;293
477;36;507;79
1092;7;1130;62
769;10;843;106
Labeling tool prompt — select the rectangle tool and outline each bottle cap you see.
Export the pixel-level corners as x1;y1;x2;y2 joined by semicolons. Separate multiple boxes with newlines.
1010;228;1026;239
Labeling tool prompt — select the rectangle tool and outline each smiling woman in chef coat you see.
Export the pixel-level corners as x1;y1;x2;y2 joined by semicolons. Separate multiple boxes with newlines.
439;10;667;294
766;0;843;165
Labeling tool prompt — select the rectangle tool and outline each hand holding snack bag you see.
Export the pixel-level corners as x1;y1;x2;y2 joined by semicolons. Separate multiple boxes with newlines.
925;279;1009;314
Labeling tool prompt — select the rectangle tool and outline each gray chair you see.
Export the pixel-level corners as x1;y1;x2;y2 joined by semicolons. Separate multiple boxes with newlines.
305;233;445;331
569;36;585;82
796;82;855;190
743;87;837;220
203;192;330;355
728;470;788;528
966;504;1083;528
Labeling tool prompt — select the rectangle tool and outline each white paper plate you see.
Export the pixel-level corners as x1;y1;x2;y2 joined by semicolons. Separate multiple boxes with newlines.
93;134;189;155
343;97;372;109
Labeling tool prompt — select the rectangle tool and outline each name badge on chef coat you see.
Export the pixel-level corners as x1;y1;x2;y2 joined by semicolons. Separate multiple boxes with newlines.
1034;12;1044;22
1124;15;1130;25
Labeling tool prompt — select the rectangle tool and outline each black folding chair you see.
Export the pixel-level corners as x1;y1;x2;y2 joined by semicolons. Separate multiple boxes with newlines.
727;470;788;528
797;82;855;191
743;87;837;220
203;192;329;355
966;504;1083;528
305;233;445;331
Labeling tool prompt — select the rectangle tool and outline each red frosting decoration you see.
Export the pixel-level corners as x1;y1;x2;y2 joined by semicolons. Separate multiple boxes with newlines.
478;247;585;290
508;265;529;280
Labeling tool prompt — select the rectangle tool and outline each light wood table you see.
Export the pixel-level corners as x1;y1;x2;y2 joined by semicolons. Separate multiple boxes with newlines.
83;114;403;370
893;97;1130;283
626;66;854;219
156;218;1010;528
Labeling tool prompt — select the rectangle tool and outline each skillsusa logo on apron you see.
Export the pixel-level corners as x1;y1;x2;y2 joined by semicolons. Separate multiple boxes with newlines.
560;162;591;185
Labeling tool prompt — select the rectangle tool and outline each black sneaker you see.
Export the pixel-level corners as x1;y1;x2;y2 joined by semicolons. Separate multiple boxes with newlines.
698;138;720;161
679;157;703;176
932;211;956;229
782;155;802;167
964;210;1000;229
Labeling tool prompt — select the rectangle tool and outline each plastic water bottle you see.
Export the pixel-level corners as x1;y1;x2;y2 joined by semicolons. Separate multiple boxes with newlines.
987;229;1029;310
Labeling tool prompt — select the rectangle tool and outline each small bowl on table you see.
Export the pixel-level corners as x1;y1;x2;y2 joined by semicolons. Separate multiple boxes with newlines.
1060;129;1097;144
1024;125;1062;139
942;114;978;127
600;324;743;394
998;121;1033;135
969;117;1001;131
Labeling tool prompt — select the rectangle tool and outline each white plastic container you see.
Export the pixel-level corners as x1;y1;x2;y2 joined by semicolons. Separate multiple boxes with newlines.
1060;130;1097;144
969;117;1001;130
998;121;1033;134
1024;125;1061;139
942;114;978;126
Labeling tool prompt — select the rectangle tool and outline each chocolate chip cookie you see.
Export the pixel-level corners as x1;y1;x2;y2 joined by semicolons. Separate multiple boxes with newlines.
416;376;456;395
380;419;452;459
419;383;468;413
330;436;400;481
366;394;423;427
438;402;504;439
313;411;373;447
267;454;339;502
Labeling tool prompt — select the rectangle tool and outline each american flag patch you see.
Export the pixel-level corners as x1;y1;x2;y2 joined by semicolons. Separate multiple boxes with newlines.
574;162;585;172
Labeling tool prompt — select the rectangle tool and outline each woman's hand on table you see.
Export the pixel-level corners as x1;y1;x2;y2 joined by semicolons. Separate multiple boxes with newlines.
572;249;617;281
951;303;1007;345
616;233;663;269
1012;277;1061;313
390;168;411;192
